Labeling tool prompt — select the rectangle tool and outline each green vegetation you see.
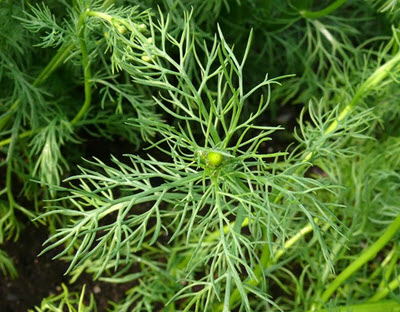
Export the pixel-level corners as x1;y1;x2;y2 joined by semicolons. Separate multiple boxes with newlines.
1;0;400;311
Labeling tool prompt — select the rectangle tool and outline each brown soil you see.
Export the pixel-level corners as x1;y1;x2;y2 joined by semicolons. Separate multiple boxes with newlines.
0;223;132;312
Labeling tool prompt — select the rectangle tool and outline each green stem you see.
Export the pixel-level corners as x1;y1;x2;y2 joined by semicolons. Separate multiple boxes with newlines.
369;272;400;302
377;247;398;290
70;13;92;125
320;212;400;304
272;220;315;263
101;0;115;7
0;43;74;133
0;13;93;147
0;99;19;131
205;217;249;243
303;51;400;162
33;42;74;87
0;130;34;148
315;300;400;312
366;245;396;283
86;11;113;23
300;0;348;19
1;116;21;242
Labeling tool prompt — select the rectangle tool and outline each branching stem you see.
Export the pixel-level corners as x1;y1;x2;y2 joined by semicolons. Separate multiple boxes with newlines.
317;212;400;304
0;12;93;146
0;43;74;134
368;271;400;302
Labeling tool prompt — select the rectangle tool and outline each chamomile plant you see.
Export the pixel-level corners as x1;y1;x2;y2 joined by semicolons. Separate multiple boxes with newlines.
2;0;400;311
34;4;354;311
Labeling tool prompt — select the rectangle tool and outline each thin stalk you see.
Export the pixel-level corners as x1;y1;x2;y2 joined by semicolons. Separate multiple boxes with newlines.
0;100;19;131
369;272;400;302
70;13;92;125
303;51;400;162
377;247;398;290
315;300;400;312
205;217;249;243
319;212;400;304
2;116;21;242
300;0;348;19
101;0;115;7
327;52;400;131
0;33;90;146
367;245;396;283
0;130;34;148
272;220;315;263
0;43;74;132
33;42;75;87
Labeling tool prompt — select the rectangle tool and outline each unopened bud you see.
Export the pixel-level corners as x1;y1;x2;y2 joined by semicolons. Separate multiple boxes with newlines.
141;55;153;62
138;23;147;33
116;25;126;34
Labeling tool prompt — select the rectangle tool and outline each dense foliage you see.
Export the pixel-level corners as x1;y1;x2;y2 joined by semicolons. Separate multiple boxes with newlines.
1;0;400;311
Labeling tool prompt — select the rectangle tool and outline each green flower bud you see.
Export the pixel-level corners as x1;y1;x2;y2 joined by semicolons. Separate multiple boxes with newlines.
138;23;147;33
116;25;126;34
141;55;154;62
206;151;224;167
